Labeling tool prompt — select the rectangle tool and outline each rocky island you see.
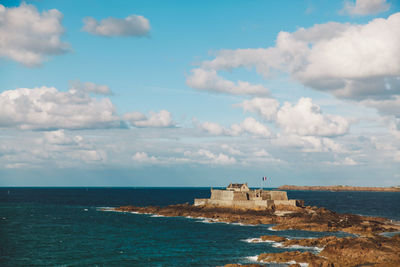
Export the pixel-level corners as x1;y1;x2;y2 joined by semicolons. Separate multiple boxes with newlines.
108;183;400;266
278;185;400;192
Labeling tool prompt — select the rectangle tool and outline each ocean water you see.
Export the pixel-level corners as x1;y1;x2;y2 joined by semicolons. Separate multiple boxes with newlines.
0;188;399;266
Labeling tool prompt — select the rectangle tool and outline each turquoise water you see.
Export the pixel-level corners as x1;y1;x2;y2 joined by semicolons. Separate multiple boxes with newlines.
1;188;399;266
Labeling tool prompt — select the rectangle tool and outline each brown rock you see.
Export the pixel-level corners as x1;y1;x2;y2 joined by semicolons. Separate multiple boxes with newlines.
224;264;263;267
260;235;287;242
258;251;332;266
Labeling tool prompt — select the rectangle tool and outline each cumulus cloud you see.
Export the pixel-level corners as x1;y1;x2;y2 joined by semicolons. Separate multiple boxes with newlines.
253;149;270;157
124;110;174;128
82;14;150;37
186;68;269;96
341;0;390;16
70;149;107;163
275;134;346;153
240;97;280;121
276;98;350;137
40;130;107;164
43;130;83;145
220;144;242;155
70;80;112;95
0;3;69;66
236;117;272;137
326;156;358;166
132;152;157;163
184;149;236;165
193;13;400;104
239;97;350;137
0;86;120;130
199;117;272;138
362;96;400;117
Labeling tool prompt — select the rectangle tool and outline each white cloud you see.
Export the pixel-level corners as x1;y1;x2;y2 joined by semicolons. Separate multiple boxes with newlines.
125;110;174;128
194;13;400;103
0;86;120;130
275;134;345;153
394;151;400;162
70;80;112;95
82;14;150;37
276;98;350;137
132;152;157;163
326;156;358;166
184;149;236;165
237;117;272;137
240;97;280;121
253;149;270;157
238;97;350;137
69;149;106;163
199;121;226;135
341;0;390;16
199;117;272;138
220;144;242;155
362;96;400;117
43;130;83;145
389;117;400;139
0;3;69;67
186;68;269;96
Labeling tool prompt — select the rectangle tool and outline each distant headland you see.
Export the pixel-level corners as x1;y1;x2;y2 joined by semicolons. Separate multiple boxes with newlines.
278;185;400;192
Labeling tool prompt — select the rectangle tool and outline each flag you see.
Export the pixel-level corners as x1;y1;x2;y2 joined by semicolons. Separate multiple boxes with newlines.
262;176;267;181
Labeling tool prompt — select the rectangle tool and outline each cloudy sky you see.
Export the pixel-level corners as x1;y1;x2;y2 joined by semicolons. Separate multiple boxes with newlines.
0;0;399;186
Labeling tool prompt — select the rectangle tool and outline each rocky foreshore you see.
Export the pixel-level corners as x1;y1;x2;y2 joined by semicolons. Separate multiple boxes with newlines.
109;204;400;266
278;185;400;192
254;234;400;266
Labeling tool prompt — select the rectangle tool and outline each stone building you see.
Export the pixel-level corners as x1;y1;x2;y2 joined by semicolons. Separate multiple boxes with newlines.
194;183;303;209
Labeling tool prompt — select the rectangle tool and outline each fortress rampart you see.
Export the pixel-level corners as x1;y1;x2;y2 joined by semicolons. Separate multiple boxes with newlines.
194;183;303;209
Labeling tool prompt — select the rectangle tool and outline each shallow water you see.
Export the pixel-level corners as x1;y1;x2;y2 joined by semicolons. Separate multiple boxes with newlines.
0;188;398;266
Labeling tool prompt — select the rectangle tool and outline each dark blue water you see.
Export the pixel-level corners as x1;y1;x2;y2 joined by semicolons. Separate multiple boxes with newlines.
0;188;399;266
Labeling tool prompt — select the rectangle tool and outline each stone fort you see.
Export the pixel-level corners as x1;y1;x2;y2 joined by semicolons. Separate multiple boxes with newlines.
194;183;304;209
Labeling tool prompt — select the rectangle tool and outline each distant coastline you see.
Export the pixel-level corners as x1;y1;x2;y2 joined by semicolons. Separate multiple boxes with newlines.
278;185;400;192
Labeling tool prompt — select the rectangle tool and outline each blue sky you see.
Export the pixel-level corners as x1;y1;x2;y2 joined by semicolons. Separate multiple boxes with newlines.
0;0;399;186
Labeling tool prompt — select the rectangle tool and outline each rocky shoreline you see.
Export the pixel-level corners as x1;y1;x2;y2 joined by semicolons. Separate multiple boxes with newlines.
278;185;400;192
109;204;400;266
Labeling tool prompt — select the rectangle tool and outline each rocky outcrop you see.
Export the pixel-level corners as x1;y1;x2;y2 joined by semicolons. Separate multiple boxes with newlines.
256;234;400;267
278;185;400;192
258;251;333;267
223;264;263;267
260;235;287;242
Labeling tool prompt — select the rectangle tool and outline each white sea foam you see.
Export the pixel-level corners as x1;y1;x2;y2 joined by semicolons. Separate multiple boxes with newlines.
245;255;259;262
230;222;256;227
242;238;260;243
196;218;214;224
99;208;123;212
272;242;284;248
241;237;276;243
287;260;309;266
150;214;165;218
271;242;323;253
286;245;323;253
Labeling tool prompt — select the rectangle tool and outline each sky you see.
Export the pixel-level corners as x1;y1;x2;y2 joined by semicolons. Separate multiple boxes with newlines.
0;0;399;187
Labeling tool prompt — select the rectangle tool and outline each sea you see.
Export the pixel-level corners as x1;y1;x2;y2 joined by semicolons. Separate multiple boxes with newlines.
1;187;399;266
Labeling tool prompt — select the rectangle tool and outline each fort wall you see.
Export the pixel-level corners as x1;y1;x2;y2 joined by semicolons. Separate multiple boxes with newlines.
269;191;288;200
194;187;303;209
210;189;234;200
194;198;275;209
